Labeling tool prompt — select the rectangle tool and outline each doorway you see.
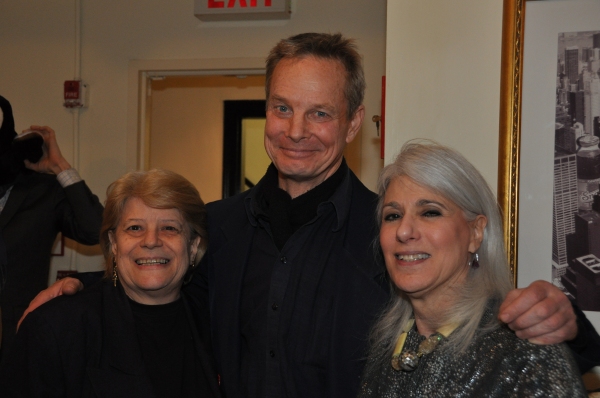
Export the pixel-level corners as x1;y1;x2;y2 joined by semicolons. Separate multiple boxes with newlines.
146;74;266;203
222;99;269;198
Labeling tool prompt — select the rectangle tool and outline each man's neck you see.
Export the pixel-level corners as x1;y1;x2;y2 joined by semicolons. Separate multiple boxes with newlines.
277;161;344;199
277;178;321;199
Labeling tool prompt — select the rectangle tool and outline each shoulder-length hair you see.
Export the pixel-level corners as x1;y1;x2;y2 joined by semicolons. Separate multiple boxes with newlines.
368;140;513;365
99;169;208;280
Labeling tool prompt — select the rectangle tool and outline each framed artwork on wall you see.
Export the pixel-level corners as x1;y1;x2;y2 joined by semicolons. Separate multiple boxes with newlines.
498;0;600;327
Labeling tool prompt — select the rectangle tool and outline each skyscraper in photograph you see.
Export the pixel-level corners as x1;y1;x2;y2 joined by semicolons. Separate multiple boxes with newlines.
563;209;600;310
565;46;580;85
571;254;600;311
594;32;600;49
552;149;578;281
583;67;594;134
569;91;585;127
592;58;600;76
566;209;600;266
570;122;585;144
555;123;566;149
555;120;575;153
558;58;564;77
583;47;593;63
591;74;600;133
579;66;591;91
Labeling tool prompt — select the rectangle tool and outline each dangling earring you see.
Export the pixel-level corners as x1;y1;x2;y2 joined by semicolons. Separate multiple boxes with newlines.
184;261;195;285
470;253;480;269
112;258;118;287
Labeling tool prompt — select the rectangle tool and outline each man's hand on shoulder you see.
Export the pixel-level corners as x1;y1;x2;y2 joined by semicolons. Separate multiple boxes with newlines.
17;277;83;330
498;280;577;344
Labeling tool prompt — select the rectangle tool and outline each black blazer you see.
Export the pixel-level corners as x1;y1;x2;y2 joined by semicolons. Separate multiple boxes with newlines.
189;166;390;397
0;280;221;397
0;169;104;356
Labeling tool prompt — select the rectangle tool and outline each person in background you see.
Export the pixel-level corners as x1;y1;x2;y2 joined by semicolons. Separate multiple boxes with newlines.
0;95;104;362
18;34;600;397
0;169;221;397
359;141;586;397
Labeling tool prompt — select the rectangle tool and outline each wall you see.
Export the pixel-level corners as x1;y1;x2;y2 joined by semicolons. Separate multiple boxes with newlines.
149;75;267;203
0;0;386;275
385;0;504;189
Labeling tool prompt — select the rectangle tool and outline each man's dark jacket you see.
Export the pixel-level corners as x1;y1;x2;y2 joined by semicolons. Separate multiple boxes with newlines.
188;166;390;397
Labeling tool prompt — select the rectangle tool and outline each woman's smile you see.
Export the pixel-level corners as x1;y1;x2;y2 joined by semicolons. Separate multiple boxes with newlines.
380;176;482;301
135;258;170;265
393;252;431;262
108;197;200;305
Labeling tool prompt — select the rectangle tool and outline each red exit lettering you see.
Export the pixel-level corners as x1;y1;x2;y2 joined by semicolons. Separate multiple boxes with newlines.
208;0;272;8
208;0;224;8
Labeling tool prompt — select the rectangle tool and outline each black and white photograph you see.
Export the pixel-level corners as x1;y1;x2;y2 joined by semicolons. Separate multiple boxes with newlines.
552;29;600;312
501;0;600;331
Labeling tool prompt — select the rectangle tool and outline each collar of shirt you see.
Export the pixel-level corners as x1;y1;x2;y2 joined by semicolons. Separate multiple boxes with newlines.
244;159;353;233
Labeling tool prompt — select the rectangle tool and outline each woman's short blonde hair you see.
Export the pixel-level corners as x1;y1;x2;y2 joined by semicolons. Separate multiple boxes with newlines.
99;169;208;279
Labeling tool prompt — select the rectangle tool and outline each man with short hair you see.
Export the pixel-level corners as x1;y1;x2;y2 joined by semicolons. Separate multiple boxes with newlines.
194;33;384;397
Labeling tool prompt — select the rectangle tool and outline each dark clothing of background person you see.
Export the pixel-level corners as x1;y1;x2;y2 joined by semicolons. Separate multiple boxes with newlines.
189;161;390;398
0;95;104;362
0;172;103;358
0;279;221;397
570;303;600;373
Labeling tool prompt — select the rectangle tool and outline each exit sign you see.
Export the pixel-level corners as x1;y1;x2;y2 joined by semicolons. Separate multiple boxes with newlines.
195;0;291;21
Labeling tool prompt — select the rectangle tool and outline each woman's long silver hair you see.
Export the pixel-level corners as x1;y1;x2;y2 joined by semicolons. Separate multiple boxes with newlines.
367;140;513;368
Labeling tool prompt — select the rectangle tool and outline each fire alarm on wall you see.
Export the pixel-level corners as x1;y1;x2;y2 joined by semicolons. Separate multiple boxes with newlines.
63;80;88;108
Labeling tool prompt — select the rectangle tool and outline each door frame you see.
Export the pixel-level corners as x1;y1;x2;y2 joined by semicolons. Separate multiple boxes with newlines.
127;58;265;172
222;100;266;198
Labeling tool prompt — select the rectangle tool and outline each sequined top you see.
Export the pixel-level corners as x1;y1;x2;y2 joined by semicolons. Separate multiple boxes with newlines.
359;319;587;397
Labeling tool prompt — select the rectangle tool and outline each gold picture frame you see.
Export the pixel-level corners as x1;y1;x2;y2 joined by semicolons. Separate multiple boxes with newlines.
498;0;600;346
499;0;600;292
498;0;526;285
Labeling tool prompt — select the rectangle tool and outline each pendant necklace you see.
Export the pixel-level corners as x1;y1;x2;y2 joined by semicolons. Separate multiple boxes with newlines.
391;319;458;372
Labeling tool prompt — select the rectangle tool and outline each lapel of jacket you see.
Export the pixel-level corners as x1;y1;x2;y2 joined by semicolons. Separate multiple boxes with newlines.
86;281;155;397
182;296;221;397
0;172;33;229
210;200;256;394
